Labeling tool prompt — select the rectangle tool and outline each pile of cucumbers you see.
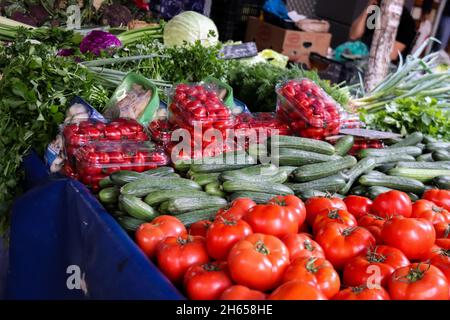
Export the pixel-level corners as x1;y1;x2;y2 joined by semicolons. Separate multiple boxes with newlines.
96;133;450;232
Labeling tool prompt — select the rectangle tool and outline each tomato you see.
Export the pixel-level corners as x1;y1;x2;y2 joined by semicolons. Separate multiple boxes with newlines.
312;209;357;235
370;190;412;218
436;238;450;250
423;189;450;211
435;222;450;239
189;220;212;238
156;235;210;283
216;198;256;221
282;257;340;299
387;263;449;300
183;262;233;300
357;214;386;244
333;286;390;300
412;200;450;224
220;285;266;300
80;126;101;140
135;215;187;258
315;223;376;270
343;245;410;288
108;151;125;164
430;249;450;287
104;126;122;140
133;151;149;172
305;196;347;226
135;131;148;141
227;233;290;291
281;233;325;261
269;280;327;300
269;195;306;228
380;216;435;261
206;218;253;261
243;203;298;238
344;195;373;219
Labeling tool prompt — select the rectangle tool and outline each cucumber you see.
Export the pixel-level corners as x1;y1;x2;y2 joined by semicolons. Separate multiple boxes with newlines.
205;182;226;197
334;136;354;156
432;149;450;161
190;152;256;173
99;187;120;204
286;174;347;194
359;175;425;194
110;167;175;185
432;176;450;190
293;156;357;182
367;186;393;199
388;167;450;183
99;176;114;188
269;135;335;155
121;177;202;197
191;172;221;186
159;201;170;214
359;146;422;158
373;154;416;165
278;166;298;177
297;189;345;200
175;207;223;226
396;161;450;170
221;169;288;184
416;153;434;162
426;142;450;152
389;132;423;148
117;216;146;232
339;157;377;194
407;193;420;202
365;170;386;177
229;192;278;204
376;163;397;173
144;189;210;206
119;195;158;221
248;144;269;162
144;166;176;177
416;143;426;152
166;197;228;215
275;148;341;166
350;185;368;196
220;163;279;179
111;210;127;218
173;160;192;172
423;135;438;144
222;180;294;195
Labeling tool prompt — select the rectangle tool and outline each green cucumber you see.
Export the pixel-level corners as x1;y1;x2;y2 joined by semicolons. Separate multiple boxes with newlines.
144;167;176;177
334;136;354;156
293;156;357;182
359;175;425;194
396;161;450;170
111;210;127;218
278;166;298;177
269;135;335;155
222;180;294;195
173;160;192;172
221;169;288;184
432;150;450;161
121;177;202;197
110;167;175;185
365;170;386;177
359;146;422;158
190;161;256;173
99;187;120;204
248;144;269;162
286;174;347;194
221;163;278;179
159;201;170;214
175;207;223;226
423;135;438;144
416;153;434;162
339;157;377;194
297;189;345;200
229;192;278;204
119;195;158;221
373;154;416;165
191;172;221;186
275;148;341;166
166;197;228;215
389;132;423;148
407;193;420;202
205;182;226;197
432;176;450;190
376;163;397;173
367;186;393;199
117;216;146;232
388;167;450;183
144;189;210;206
426;142;450;152
99;176;114;188
350;185;368;196
416;143;426;152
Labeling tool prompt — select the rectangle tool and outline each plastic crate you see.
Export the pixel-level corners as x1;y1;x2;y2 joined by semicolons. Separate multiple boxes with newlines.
210;0;264;41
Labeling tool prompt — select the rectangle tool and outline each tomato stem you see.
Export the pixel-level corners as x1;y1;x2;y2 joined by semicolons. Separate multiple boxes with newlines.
304;239;315;252
254;240;270;255
305;257;319;273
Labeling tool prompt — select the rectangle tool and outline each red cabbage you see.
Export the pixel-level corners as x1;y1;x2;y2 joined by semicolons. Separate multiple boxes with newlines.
79;30;122;56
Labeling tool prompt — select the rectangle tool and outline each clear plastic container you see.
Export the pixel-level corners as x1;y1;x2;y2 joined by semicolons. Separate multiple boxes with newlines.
235;112;292;137
148;119;173;145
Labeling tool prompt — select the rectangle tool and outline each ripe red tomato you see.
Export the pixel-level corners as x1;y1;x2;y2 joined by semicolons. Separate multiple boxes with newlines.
282;257;340;299
183;262;233;300
412;200;450;224
333;286;390;300
227;233;290;291
315;223;376;270
430;249;450;287
370;190;412;218
269;195;306;228
104;126;122;140
387;263;449;300
220;285;266;300
344;195;373;219
189;220;212;238
243;203;298;238
357;214;386;244
423;189;450;211
206;218;253;261
281;233;325;261
305;196;347;226
135;216;187;259
312;209;357;235
436;238;450;250
269;280;327;300
435;222;450;239
156;235;210;283
380;216;436;261
343;245;410;288
216;198;256;220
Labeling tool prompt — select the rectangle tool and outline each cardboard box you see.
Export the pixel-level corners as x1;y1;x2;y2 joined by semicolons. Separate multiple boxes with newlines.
245;17;331;66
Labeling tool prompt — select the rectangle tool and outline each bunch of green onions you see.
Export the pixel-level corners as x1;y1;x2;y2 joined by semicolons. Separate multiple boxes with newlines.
0;16;35;41
116;24;164;46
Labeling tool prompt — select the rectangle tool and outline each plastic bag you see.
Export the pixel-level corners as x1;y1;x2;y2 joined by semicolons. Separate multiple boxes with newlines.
263;0;289;20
